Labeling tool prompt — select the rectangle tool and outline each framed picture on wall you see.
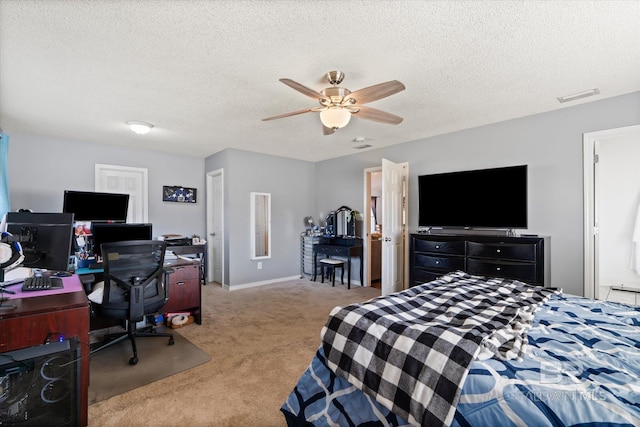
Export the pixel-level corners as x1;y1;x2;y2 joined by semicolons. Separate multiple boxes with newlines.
163;186;197;203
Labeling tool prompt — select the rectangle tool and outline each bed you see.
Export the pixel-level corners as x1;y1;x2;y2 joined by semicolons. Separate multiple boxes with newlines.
281;271;640;427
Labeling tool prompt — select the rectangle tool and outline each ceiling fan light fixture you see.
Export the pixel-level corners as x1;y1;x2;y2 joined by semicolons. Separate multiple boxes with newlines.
127;121;153;135
319;107;351;130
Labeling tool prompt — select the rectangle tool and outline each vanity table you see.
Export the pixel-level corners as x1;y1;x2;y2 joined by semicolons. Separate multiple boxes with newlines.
312;237;363;289
304;206;363;288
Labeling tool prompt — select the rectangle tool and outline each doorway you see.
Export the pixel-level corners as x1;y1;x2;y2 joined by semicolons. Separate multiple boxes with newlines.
206;169;224;286
583;125;640;303
363;159;408;295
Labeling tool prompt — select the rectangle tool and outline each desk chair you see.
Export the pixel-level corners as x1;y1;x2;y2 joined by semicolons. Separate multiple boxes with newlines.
89;240;174;365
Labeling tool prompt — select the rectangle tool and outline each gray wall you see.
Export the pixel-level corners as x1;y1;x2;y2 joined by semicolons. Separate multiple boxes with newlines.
6;133;205;238
315;91;640;296
6;92;640;295
205;149;315;288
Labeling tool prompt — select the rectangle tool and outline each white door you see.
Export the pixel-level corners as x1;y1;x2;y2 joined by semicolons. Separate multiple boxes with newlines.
206;169;224;284
95;164;148;223
381;159;407;296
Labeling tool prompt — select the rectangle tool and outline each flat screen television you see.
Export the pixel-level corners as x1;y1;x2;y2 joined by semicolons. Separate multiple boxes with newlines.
91;223;153;258
63;190;129;222
418;165;528;229
4;212;75;272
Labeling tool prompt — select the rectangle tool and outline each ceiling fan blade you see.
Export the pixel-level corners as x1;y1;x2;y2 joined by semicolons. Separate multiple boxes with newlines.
323;125;336;135
351;106;403;125
262;108;314;121
280;78;328;102
344;80;405;105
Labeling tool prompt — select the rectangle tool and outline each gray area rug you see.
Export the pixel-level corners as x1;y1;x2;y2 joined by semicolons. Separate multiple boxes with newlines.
88;326;211;404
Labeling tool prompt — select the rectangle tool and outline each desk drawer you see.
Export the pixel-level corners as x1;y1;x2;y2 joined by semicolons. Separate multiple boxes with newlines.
467;241;537;262
466;258;537;283
169;263;200;282
316;246;348;257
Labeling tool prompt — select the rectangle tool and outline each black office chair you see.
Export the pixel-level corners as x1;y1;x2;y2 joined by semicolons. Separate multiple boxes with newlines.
89;240;174;365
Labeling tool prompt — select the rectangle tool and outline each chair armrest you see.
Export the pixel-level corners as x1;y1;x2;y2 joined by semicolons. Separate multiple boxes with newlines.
78;274;96;294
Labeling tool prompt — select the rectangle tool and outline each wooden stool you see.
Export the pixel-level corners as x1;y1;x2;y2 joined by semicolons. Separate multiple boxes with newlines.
319;258;345;287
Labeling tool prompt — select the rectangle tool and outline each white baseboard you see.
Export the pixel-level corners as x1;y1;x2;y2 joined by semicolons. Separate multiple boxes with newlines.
226;275;300;291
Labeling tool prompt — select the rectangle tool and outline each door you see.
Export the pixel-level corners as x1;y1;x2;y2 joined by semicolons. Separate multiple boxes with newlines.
381;159;407;296
206;169;224;285
95;164;148;223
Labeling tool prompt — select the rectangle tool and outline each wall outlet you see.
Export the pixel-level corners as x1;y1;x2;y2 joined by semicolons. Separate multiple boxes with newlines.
257;262;262;270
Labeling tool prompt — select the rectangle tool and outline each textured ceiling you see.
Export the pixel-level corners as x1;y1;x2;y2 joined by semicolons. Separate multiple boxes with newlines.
1;1;639;162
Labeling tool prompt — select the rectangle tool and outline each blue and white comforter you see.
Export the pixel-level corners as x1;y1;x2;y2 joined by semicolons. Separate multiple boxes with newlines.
282;290;640;426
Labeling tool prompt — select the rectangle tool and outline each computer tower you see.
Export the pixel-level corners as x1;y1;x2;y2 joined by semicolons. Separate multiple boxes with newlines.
0;339;80;426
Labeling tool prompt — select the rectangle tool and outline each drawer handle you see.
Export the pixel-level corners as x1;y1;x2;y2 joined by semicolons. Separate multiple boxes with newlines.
177;267;185;271
496;249;501;253
435;245;440;249
176;281;185;286
435;260;440;264
496;267;501;271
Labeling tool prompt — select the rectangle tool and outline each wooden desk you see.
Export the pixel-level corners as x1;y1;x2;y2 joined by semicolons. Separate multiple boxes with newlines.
312;237;363;289
0;275;90;426
162;258;202;324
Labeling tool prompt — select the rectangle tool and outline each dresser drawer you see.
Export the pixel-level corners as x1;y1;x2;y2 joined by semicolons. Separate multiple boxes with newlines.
412;268;442;286
466;258;537;283
467;241;537;262
413;238;466;255
414;253;465;272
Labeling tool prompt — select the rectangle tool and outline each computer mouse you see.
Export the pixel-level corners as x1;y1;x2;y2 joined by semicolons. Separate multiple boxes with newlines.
53;271;72;277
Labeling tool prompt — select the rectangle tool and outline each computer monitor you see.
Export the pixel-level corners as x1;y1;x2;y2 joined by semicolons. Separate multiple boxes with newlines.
4;212;75;272
91;223;153;258
63;190;129;222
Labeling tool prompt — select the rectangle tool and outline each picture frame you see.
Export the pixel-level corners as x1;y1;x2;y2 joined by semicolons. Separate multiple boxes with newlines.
163;186;197;203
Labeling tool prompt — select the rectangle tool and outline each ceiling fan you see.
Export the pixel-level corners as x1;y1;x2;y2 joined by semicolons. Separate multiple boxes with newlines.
262;71;405;135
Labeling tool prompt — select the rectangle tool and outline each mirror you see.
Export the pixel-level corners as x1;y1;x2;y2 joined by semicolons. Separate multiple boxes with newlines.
326;206;357;237
250;192;271;259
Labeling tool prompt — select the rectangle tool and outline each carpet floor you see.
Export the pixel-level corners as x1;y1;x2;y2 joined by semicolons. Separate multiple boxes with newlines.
87;277;380;427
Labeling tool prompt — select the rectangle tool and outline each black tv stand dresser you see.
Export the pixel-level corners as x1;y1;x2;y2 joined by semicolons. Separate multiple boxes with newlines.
409;233;550;288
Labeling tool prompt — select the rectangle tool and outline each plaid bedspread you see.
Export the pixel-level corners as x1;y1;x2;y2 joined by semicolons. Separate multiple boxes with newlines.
320;271;556;427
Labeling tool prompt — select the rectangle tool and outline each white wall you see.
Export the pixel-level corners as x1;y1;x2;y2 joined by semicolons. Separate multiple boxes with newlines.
598;131;640;287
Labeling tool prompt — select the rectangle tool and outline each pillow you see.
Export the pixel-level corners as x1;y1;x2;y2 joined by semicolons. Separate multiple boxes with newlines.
88;281;104;304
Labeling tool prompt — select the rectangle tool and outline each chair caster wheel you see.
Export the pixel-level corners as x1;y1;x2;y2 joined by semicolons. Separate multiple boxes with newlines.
129;357;138;365
169;337;175;345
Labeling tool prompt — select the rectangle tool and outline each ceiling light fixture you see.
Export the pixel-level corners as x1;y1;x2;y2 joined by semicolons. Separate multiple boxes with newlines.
127;121;153;135
557;88;600;103
319;107;351;130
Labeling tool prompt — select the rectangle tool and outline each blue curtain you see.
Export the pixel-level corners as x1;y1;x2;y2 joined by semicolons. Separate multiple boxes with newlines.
0;132;10;219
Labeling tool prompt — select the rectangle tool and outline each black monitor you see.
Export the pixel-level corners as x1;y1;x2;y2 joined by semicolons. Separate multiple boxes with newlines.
63;190;129;222
4;212;75;272
91;223;153;258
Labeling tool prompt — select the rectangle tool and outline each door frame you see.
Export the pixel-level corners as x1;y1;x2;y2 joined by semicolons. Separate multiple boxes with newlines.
206;169;225;286
363;166;381;286
363;161;408;291
583;124;640;298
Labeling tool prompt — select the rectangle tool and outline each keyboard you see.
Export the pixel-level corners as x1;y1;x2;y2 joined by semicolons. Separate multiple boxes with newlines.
21;276;64;292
